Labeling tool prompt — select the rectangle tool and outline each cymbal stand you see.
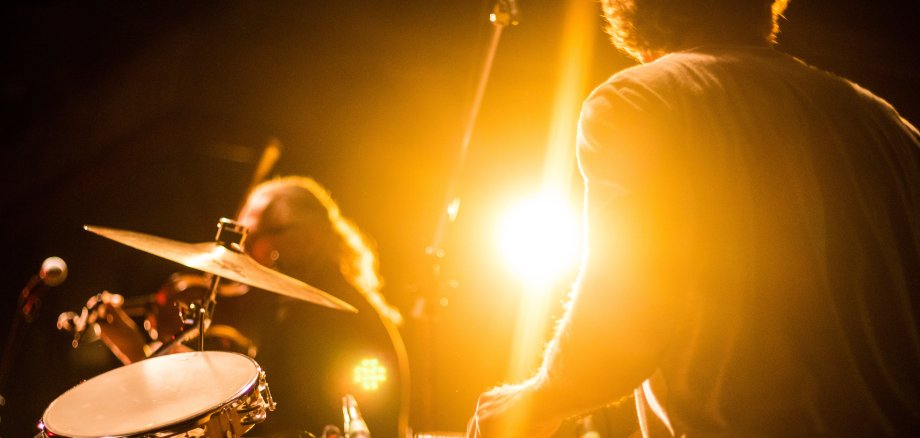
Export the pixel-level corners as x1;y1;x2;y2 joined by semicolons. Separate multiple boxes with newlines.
154;136;277;357
414;0;520;431
152;218;247;357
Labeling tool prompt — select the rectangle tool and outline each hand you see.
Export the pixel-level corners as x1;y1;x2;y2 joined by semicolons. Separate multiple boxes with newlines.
466;380;561;438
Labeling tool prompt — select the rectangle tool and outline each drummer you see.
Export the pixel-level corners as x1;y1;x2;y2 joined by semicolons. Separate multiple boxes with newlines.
97;176;404;437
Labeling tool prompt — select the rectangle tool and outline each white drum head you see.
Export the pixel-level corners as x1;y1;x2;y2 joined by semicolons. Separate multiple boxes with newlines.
42;351;260;437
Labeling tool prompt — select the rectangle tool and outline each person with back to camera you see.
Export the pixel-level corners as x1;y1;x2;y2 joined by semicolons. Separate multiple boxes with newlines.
98;176;404;437
466;1;920;436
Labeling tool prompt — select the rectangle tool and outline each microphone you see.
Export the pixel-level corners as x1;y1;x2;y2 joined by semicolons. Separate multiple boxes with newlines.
20;257;68;322
40;256;68;287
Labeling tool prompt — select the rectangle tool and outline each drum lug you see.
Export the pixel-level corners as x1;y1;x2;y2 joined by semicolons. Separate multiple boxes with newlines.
204;405;244;438
260;370;277;412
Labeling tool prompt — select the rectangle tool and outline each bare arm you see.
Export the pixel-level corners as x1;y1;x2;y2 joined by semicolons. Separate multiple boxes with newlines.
469;75;690;437
469;187;687;437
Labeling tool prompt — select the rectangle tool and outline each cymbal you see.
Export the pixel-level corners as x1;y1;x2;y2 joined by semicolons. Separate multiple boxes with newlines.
84;225;357;313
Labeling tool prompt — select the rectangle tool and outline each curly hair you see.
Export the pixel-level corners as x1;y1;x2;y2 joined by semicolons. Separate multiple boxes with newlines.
600;0;790;61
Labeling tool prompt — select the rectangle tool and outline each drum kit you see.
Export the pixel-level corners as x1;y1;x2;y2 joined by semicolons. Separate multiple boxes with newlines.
37;217;361;438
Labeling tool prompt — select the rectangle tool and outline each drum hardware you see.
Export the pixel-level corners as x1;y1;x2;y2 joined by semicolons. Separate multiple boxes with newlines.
48;214;353;435
152;274;216;356
56;292;107;348
58;272;257;356
203;405;244;438
81;217;357;357
55;290;240;359
84;219;356;312
38;351;275;438
38;143;290;437
240;369;276;423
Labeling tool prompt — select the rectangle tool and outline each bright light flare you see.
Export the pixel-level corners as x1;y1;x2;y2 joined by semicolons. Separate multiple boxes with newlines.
495;193;581;288
353;358;387;391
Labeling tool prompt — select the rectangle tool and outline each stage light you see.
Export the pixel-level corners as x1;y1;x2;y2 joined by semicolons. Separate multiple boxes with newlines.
353;358;387;391
495;192;581;289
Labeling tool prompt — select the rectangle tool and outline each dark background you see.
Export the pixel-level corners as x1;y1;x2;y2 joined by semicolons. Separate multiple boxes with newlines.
1;0;918;436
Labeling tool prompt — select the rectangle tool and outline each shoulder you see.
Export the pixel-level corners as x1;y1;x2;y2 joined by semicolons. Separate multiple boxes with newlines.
577;57;694;161
576;63;684;195
576;49;771;192
578;52;714;135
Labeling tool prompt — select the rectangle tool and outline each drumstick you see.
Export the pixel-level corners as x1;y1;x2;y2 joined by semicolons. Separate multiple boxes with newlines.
235;137;283;218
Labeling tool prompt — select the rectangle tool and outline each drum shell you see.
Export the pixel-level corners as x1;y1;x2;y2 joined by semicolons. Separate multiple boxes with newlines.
38;351;273;438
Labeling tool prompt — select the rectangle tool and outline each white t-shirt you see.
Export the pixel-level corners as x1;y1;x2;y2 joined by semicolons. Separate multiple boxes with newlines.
577;46;920;436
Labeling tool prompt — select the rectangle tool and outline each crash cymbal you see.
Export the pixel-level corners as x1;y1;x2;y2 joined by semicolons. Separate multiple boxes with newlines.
84;225;357;313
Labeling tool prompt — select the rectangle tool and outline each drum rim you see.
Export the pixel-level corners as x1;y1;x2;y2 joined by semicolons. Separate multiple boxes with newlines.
41;351;260;437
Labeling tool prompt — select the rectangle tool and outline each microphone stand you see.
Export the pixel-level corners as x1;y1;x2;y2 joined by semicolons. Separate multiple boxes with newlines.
414;0;519;431
0;271;56;419
0;257;67;420
427;0;519;255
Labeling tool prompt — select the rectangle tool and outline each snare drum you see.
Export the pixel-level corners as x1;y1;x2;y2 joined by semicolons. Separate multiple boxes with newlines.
38;351;274;437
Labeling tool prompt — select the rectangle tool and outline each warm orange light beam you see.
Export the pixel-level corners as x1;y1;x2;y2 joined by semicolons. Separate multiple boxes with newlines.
505;0;598;384
542;0;598;197
495;194;581;290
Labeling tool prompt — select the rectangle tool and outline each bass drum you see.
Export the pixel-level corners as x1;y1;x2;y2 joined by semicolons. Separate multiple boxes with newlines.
38;351;274;437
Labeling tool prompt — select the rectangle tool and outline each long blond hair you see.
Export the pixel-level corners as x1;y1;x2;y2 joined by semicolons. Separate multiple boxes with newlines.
244;176;402;325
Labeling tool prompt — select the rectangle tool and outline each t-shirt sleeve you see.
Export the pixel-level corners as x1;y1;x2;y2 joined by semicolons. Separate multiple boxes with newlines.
573;69;693;297
576;73;675;200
